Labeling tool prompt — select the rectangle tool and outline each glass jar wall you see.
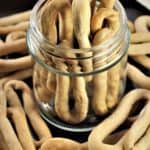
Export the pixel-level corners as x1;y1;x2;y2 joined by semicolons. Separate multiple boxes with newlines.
27;0;130;132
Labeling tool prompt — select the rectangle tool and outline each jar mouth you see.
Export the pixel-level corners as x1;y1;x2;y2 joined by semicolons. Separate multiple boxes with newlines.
29;0;127;55
27;0;130;76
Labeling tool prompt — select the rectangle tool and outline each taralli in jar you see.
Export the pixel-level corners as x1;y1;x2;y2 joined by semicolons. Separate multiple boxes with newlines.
34;0;58;103
72;0;93;81
88;89;150;150
28;0;129;127
34;63;51;103
91;6;121;114
53;0;89;124
100;0;116;8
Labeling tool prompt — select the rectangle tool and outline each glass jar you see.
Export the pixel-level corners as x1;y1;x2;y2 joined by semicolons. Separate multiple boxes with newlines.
27;0;130;132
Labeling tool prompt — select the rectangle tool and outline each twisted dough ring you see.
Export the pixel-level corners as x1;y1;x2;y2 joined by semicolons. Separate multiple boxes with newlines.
91;7;120;114
4;80;52;149
34;0;58;103
52;0;88;124
72;0;93;81
88;89;150;150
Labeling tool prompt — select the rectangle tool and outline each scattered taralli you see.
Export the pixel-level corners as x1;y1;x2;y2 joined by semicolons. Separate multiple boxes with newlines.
0;1;150;150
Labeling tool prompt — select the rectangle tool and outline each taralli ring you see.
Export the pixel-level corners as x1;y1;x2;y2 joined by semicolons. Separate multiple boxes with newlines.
4;80;52;149
0;86;23;150
72;0;93;81
4;80;36;150
88;89;150;150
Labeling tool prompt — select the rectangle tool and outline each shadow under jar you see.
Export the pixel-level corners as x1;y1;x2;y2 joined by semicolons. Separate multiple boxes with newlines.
27;0;130;132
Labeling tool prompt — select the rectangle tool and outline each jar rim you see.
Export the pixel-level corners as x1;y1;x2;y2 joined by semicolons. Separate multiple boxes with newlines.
27;0;130;76
29;0;128;54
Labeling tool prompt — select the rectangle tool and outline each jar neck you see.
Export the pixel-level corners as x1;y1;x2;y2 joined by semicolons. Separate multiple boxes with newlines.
27;0;130;76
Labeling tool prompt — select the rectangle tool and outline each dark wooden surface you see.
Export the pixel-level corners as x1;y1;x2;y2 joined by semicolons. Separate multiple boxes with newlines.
0;0;149;143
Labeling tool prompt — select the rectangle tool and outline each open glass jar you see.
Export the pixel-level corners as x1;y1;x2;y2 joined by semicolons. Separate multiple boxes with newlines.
27;0;130;132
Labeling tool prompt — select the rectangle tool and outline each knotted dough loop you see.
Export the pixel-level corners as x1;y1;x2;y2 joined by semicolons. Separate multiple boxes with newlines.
54;42;89;124
72;0;93;81
91;7;120;114
48;0;89;124
88;89;150;150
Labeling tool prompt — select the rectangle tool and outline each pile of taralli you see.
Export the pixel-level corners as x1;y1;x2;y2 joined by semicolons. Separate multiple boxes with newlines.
0;0;150;149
